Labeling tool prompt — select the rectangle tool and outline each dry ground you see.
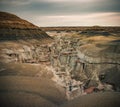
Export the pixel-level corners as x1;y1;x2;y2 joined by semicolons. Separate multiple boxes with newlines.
61;92;120;107
0;29;120;107
0;63;66;107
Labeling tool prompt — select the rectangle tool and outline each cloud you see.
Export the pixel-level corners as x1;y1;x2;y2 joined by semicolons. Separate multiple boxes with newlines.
0;0;33;6
0;0;119;6
0;0;120;14
0;0;120;26
0;0;100;4
41;0;98;2
23;12;120;26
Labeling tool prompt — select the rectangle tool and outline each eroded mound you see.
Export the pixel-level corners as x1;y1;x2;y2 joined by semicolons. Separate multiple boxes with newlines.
0;11;52;41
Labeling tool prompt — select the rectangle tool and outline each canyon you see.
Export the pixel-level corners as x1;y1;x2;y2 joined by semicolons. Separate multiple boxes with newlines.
0;12;120;107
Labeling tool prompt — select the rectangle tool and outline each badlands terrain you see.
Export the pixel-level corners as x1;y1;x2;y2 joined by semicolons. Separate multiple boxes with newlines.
0;12;120;107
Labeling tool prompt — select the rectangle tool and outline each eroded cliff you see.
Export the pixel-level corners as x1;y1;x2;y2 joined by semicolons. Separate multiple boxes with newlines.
47;31;120;94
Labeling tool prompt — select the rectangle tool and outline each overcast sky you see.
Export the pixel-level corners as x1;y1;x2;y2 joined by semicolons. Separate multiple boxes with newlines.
0;0;120;26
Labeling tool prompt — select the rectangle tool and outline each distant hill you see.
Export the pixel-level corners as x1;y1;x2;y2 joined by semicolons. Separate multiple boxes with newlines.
42;26;120;33
0;11;52;41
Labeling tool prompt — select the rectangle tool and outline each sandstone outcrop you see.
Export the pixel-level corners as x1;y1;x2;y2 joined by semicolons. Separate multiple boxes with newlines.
0;12;53;63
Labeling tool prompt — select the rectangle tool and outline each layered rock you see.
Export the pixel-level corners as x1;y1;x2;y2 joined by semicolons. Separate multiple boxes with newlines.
47;31;120;94
0;12;53;63
0;11;120;102
0;12;66;107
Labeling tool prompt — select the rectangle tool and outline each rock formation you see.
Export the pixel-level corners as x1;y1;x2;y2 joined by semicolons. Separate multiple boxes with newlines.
0;11;53;63
0;11;120;106
0;12;66;107
47;30;120;99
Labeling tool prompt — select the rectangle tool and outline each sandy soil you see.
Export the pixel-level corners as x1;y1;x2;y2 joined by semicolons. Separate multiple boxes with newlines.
0;76;66;103
0;92;57;107
0;62;67;107
61;92;120;107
